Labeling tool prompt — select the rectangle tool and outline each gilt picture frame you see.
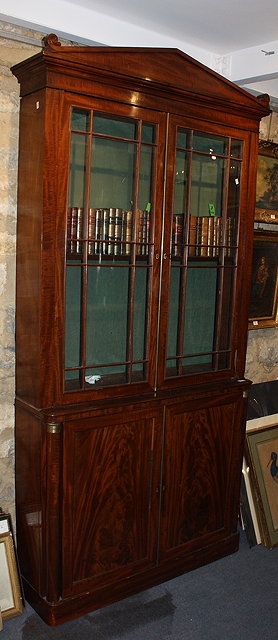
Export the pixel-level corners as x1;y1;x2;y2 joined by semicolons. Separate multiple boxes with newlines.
0;514;23;621
248;230;278;329
245;421;278;549
255;140;278;224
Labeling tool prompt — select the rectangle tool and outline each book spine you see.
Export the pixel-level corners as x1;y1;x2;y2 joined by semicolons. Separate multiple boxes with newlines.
172;214;183;256
67;207;72;254
125;210;133;255
121;210;127;255
76;207;83;254
114;208;122;255
207;216;214;257
188;215;197;257
108;207;116;255
95;209;103;254
136;210;144;255
226;217;235;256
143;210;150;256
213;217;222;256
200;217;209;257
102;208;109;255
88;207;96;255
70;207;78;254
195;216;202;256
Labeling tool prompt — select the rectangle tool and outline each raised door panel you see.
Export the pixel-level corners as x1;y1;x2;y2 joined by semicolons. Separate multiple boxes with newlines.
62;406;162;597
159;391;245;562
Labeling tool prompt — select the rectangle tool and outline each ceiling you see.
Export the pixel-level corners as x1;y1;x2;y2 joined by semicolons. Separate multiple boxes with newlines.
2;0;278;99
66;0;278;55
64;0;278;101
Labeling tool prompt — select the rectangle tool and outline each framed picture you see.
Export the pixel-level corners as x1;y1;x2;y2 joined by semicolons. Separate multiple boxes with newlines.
255;140;278;224
248;230;278;329
0;514;23;621
245;421;278;549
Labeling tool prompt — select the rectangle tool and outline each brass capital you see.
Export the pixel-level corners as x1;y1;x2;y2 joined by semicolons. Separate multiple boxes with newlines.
46;422;62;434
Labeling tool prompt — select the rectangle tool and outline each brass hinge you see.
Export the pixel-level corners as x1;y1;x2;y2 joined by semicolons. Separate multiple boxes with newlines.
46;421;62;434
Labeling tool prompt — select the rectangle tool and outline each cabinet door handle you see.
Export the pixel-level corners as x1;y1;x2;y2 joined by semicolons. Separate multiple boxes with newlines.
163;253;168;259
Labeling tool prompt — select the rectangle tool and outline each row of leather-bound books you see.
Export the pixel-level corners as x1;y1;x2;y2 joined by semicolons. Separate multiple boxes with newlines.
172;214;236;257
67;208;235;259
67;207;150;256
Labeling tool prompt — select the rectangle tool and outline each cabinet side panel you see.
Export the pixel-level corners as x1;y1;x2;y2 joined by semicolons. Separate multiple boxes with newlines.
15;406;45;597
16;91;45;405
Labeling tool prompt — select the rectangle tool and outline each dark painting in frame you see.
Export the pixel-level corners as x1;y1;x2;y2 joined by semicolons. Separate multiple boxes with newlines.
248;230;278;329
255;140;278;224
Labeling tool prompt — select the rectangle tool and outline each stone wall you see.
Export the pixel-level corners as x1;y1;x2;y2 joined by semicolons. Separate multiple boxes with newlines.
0;21;277;523
0;22;42;520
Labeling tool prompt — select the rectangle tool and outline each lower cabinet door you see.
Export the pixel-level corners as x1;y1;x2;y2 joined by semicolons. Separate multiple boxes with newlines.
61;406;162;598
159;391;245;562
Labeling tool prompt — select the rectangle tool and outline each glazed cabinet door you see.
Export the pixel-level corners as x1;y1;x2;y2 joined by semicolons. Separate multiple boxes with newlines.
62;406;162;599
63;97;166;402
157;118;249;389
159;390;246;563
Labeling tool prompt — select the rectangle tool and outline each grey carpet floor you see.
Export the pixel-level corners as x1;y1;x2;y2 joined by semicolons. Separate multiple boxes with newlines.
1;530;277;640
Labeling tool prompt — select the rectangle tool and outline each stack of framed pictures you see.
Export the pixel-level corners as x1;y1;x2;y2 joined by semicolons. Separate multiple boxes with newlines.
249;141;278;330
243;140;278;547
0;512;23;624
242;415;278;549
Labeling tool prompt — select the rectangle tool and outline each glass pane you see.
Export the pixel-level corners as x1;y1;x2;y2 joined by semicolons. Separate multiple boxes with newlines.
133;266;149;363
218;266;235;355
86;265;129;370
65;264;82;375
183;265;218;360
142;122;156;143
71;108;90;132
90;137;135;210
137;144;154;255
131;364;145;383
138;144;153;210
167;266;180;360
191;155;225;218
93;112;137;139
225;158;241;254
193;132;228;155
84;365;126;387
228;159;241;221
231;139;243;158
166;264;218;375
174;150;189;214
68;133;88;207
177;128;192;149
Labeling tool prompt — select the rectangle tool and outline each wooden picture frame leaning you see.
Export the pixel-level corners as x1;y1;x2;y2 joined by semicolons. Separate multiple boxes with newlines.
245;420;278;549
248;230;278;329
0;514;23;621
255;140;278;224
